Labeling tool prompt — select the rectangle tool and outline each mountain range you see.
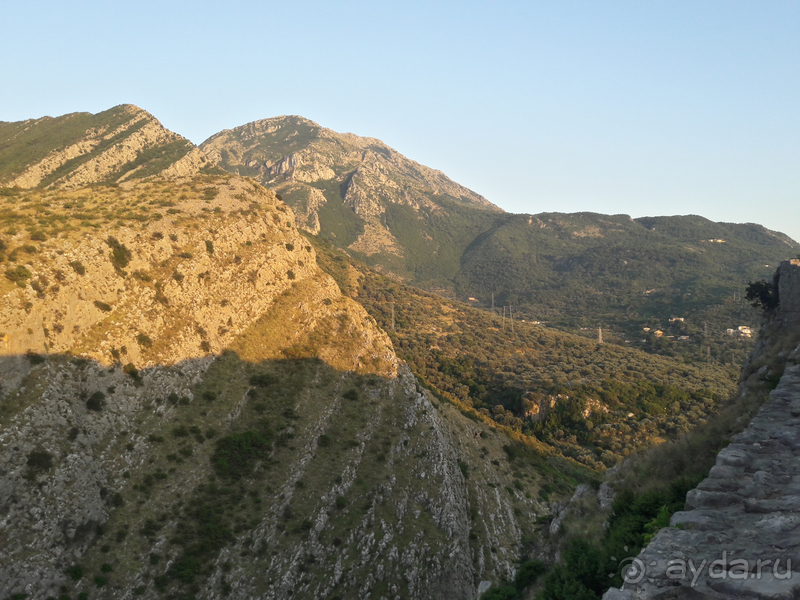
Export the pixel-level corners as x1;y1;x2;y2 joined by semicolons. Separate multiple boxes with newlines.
198;115;797;343
0;104;797;600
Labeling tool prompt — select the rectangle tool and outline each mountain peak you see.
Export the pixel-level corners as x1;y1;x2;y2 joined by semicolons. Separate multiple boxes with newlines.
201;115;501;279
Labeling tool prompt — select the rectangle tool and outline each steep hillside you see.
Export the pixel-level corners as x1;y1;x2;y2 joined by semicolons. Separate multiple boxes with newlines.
200;116;502;283
0;104;217;189
0;169;583;597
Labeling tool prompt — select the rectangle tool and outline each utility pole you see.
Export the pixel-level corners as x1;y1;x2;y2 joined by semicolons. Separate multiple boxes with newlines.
598;327;603;344
491;292;495;312
502;306;506;330
390;302;395;332
509;305;515;334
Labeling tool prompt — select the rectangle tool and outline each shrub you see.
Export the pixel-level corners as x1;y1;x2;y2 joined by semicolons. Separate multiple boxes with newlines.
205;240;214;254
481;586;517;600
66;565;83;581
122;363;140;379
200;341;211;352
343;389;359;401
30;230;47;241
173;271;184;282
94;300;112;312
335;496;347;509
249;373;277;387
286;270;296;280
86;391;105;411
136;333;153;348
746;277;779;313
515;560;547;590
212;431;271;479
24;351;45;364
106;236;131;270
93;575;107;587
100;563;113;573
5;265;31;287
26;449;53;477
69;260;85;275
285;243;294;251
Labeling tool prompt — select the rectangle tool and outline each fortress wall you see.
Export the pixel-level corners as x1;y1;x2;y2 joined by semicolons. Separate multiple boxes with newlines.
779;259;800;322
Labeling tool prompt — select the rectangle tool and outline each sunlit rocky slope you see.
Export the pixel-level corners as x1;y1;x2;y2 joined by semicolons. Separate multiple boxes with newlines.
0;108;580;600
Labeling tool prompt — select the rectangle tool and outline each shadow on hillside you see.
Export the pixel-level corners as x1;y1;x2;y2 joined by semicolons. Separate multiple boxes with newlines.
0;349;398;597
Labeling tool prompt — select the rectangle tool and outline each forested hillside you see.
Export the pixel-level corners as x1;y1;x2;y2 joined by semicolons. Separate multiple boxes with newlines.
310;237;740;470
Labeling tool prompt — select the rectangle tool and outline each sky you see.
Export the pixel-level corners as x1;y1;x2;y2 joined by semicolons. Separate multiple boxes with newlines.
2;1;799;243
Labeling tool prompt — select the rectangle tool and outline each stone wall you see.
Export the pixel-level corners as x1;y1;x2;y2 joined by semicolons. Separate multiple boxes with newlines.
779;259;800;323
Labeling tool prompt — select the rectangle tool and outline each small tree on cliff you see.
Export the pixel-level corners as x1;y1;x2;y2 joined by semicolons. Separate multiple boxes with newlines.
745;268;780;314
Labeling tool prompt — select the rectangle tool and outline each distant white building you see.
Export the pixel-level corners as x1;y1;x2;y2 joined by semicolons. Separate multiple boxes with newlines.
727;326;752;338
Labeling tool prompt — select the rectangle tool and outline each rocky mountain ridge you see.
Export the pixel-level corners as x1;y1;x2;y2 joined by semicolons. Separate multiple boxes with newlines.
0;104;215;189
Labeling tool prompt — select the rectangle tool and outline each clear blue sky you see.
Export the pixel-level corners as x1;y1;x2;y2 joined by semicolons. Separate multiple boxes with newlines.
2;1;798;244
